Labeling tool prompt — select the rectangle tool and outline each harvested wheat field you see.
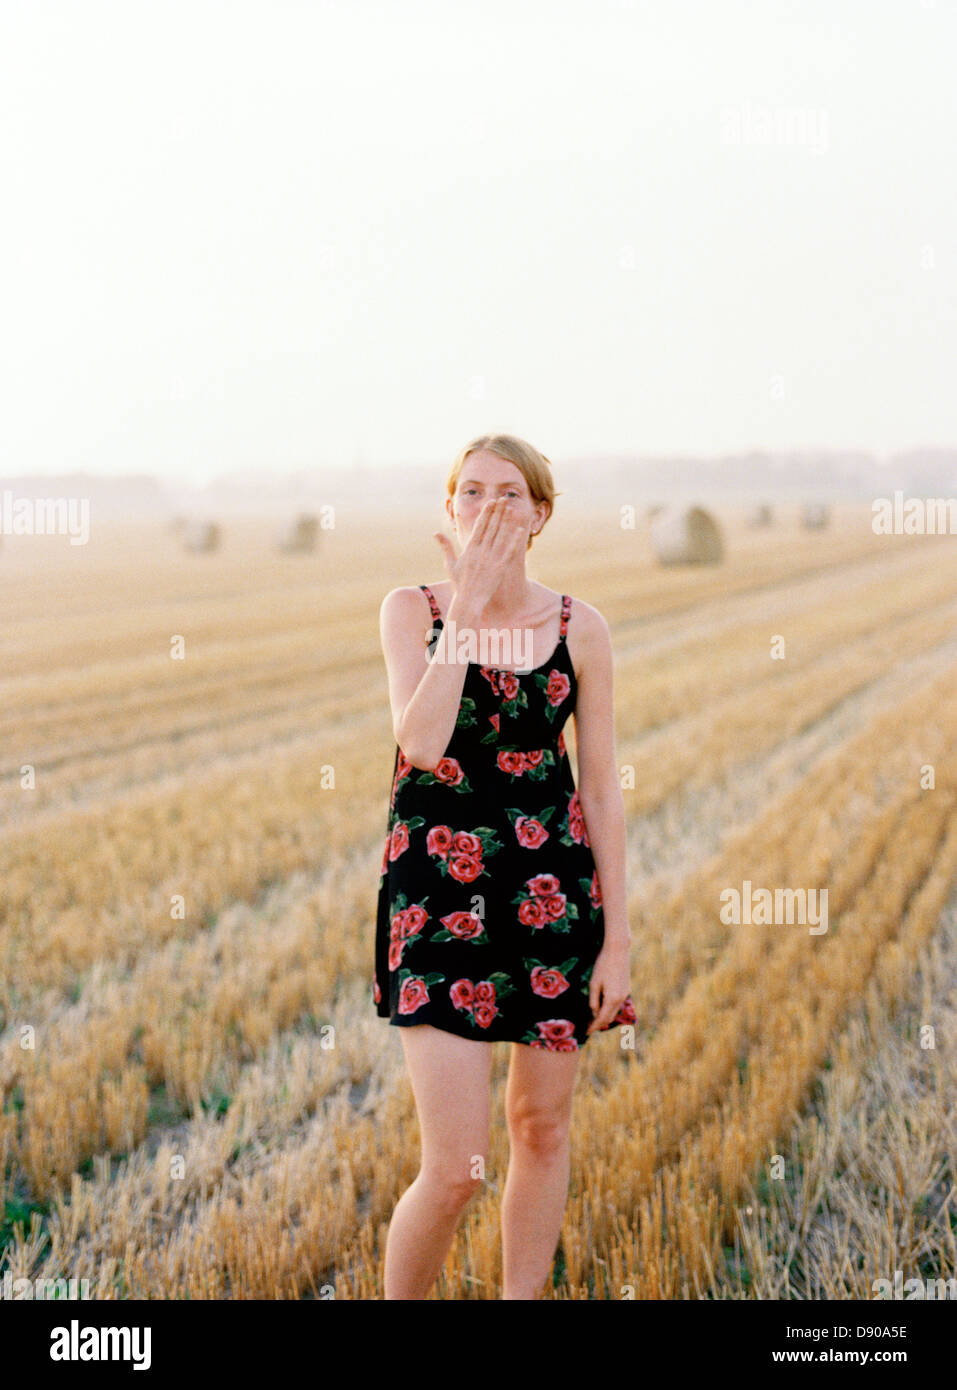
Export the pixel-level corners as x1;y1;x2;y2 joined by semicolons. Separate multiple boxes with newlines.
1;501;955;1299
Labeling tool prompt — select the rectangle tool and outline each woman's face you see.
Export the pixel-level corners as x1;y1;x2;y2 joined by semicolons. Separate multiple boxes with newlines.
446;451;547;547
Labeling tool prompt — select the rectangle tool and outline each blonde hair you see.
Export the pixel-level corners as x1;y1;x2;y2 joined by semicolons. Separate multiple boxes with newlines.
446;434;560;551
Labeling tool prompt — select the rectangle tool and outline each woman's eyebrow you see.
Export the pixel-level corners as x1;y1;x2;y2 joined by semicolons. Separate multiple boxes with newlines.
461;479;524;488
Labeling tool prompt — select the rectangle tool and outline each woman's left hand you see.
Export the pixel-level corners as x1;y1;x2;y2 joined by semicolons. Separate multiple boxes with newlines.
586;939;632;1034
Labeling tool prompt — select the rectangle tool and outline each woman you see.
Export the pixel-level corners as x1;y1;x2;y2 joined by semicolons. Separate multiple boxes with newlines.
374;433;635;1300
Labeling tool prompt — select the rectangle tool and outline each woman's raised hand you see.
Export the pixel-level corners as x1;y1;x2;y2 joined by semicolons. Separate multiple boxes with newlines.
433;498;526;614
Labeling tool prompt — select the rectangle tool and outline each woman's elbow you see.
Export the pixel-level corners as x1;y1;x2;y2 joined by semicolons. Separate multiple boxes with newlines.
579;781;624;811
405;749;438;773
394;713;444;772
395;731;437;773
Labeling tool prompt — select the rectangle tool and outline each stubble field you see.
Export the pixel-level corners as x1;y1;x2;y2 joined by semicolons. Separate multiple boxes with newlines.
2;501;955;1299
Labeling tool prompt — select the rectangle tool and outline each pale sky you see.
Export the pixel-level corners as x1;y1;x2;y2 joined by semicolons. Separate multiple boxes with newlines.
2;0;955;482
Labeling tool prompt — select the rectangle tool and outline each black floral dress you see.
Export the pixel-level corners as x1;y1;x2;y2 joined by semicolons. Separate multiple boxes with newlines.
373;585;636;1050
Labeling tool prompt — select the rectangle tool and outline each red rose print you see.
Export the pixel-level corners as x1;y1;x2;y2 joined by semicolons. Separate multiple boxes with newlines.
440;911;484;940
392;750;412;804
434;757;464;786
589;871;602;908
489;714;500;732
538;1019;576;1042
530;966;570;998
450;967;515;1022
479;666;502;696
515;817;548;848
404;904;428;933
451;831;482;856
388;822;410;860
388;902;430;970
542;893;567;922
527;873;560;897
450;979;476;1011
426;825;454;858
398;977;430;1014
390;908;422;941
497;750;525;775
525;1022;579;1051
373;978;381;1004
557;730;566;757
524;750;544;768
568;791;590;847
545;670;570;706
518;896;548;927
500;673;520;701
611;996;636;1025
448;853;483;884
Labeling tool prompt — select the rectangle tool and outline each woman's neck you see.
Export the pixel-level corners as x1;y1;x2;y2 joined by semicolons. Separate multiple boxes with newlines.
480;566;535;620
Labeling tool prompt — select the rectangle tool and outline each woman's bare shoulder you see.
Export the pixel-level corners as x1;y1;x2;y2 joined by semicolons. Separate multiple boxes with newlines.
379;585;432;638
566;594;608;637
379;583;429;610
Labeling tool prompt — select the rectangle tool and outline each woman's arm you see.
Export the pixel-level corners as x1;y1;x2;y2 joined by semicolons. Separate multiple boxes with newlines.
571;604;631;950
380;498;525;771
379;586;483;771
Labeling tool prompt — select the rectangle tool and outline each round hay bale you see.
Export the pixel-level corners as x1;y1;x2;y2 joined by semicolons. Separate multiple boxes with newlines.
801;502;830;529
276;513;319;553
649;504;724;564
182;520;221;552
746;503;773;527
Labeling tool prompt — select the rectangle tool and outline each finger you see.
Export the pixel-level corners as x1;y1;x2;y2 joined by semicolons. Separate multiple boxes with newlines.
462;497;498;552
588;986;621;1034
433;531;458;570
598;999;625;1031
588;1007;612;1035
488;503;523;558
480;496;508;549
504;512;528;553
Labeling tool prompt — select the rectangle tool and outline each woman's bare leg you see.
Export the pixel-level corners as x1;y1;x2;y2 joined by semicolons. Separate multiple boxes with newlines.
384;1023;494;1299
501;1044;580;1300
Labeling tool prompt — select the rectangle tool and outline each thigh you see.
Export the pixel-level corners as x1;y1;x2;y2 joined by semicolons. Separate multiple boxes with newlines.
505;1043;580;1126
399;1023;494;1169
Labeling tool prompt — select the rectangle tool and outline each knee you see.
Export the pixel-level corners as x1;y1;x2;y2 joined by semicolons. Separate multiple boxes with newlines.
420;1160;487;1215
507;1108;570;1161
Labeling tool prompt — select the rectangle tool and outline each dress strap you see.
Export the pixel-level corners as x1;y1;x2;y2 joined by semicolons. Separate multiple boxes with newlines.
420;584;443;653
558;594;571;642
420;584;443;625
